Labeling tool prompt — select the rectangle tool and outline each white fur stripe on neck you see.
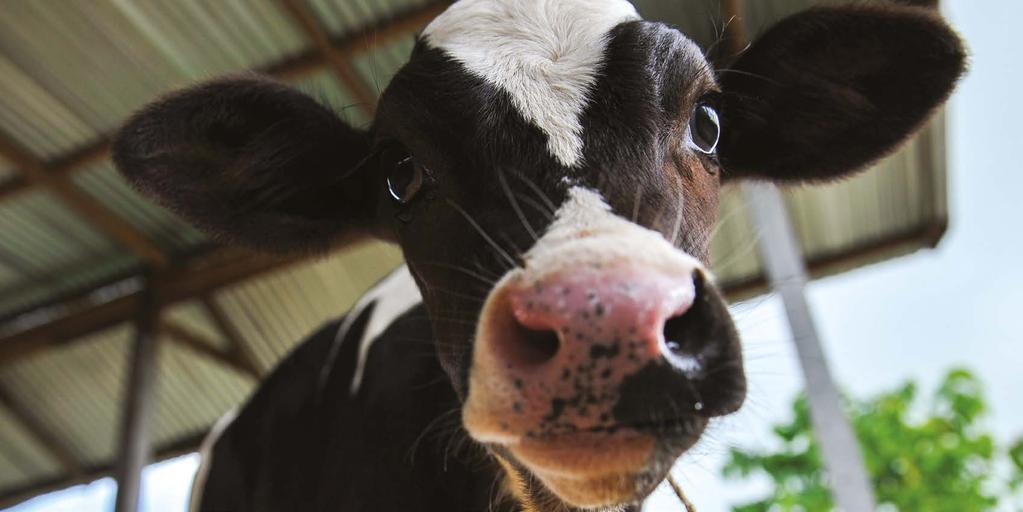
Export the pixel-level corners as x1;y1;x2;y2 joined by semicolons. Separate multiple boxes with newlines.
188;408;238;512
423;0;640;168
347;265;422;395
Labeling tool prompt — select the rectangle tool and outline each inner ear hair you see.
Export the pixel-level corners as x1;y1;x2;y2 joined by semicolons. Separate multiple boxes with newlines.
717;4;966;182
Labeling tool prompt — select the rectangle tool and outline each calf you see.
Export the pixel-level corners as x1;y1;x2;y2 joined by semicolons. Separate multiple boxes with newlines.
114;1;964;510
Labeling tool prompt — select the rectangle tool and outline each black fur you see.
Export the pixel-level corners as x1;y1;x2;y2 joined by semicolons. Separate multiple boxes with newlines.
718;5;967;181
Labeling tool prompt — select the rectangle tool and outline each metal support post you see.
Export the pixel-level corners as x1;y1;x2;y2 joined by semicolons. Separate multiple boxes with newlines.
743;182;877;512
114;288;161;512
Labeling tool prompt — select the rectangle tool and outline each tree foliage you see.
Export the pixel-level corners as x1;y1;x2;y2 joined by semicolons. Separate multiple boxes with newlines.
723;369;1023;511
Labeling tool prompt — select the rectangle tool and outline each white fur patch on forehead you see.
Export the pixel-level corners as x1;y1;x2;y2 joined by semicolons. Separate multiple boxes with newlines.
422;0;641;168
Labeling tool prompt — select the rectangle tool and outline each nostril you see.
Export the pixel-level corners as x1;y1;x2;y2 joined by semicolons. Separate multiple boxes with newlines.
662;311;695;356
510;321;560;366
663;310;700;356
662;271;710;363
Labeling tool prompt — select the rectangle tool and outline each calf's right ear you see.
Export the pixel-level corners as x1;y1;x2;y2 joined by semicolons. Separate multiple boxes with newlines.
114;76;379;255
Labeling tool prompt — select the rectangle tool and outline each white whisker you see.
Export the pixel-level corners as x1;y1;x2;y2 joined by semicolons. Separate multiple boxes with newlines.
447;199;518;270
499;168;540;242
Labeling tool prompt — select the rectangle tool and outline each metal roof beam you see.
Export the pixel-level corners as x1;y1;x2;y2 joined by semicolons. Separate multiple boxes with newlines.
0;176;28;202
0;384;83;479
278;0;378;118
335;2;448;52
0;248;308;367
0;134;168;267
113;292;160;512
162;319;259;380
201;295;264;379
50;140;112;179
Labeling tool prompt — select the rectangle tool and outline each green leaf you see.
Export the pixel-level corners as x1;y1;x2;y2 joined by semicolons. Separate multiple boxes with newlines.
724;368;1013;512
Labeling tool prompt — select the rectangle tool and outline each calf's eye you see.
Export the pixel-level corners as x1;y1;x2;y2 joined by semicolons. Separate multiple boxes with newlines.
690;103;720;154
386;156;425;204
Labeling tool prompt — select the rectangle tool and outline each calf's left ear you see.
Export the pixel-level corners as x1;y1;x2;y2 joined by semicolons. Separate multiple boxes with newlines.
717;5;966;182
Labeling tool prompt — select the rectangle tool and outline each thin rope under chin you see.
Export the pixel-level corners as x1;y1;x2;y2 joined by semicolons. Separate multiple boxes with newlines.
667;475;697;512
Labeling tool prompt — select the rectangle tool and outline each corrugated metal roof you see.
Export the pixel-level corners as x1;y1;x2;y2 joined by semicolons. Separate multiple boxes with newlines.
0;191;138;318
0;52;95;160
106;0;308;80
163;301;230;353
0;406;61;493
0;0;311;154
0;325;131;467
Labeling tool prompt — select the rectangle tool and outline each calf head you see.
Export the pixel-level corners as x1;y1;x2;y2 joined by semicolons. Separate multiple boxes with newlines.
114;1;963;510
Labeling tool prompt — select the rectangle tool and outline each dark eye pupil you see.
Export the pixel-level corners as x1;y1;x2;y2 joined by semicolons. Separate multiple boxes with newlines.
386;156;424;204
691;104;720;154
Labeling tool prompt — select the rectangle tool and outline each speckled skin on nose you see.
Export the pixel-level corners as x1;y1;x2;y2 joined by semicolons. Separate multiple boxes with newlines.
489;264;696;439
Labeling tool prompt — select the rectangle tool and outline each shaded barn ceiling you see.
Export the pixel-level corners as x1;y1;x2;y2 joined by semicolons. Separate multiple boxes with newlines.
0;0;947;506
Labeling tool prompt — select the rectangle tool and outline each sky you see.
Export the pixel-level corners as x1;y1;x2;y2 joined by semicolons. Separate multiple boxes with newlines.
4;0;1020;511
